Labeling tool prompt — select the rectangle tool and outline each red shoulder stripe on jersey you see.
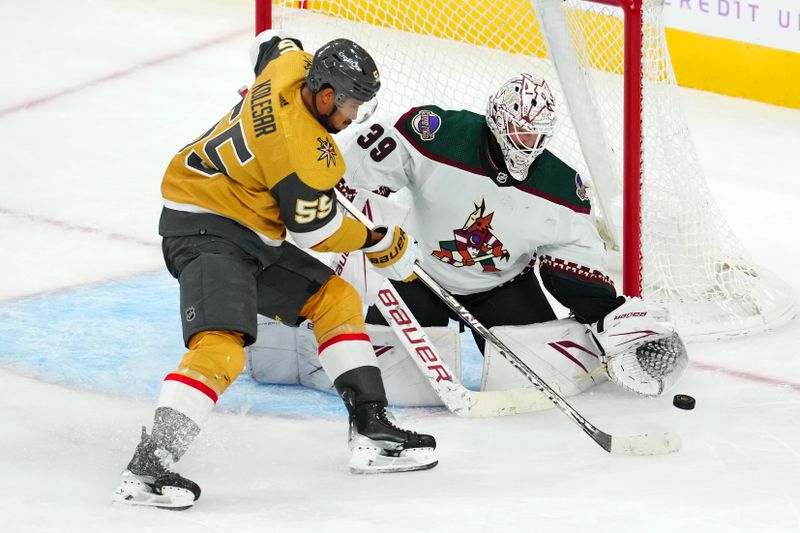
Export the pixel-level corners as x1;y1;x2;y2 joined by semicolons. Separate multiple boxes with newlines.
318;332;371;353
164;372;219;403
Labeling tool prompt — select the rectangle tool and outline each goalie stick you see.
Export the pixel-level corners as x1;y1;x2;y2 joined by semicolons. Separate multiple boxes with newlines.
372;282;555;417
336;189;681;456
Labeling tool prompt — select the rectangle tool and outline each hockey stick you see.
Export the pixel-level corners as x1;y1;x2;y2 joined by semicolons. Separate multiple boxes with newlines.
336;189;681;455
334;193;553;417
371;280;554;417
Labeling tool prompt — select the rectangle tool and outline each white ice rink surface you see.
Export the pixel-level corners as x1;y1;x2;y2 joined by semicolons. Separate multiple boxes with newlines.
2;1;800;531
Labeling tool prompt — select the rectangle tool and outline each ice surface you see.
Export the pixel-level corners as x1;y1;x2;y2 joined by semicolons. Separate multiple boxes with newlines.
1;0;800;531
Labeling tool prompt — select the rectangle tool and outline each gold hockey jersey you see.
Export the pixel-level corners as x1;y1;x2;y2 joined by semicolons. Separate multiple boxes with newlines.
160;36;367;253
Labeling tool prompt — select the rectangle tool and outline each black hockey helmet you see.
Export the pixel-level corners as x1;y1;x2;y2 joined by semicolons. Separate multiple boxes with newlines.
306;38;381;108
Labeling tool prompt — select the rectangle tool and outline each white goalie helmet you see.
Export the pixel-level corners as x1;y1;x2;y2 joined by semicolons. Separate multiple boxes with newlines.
486;73;556;181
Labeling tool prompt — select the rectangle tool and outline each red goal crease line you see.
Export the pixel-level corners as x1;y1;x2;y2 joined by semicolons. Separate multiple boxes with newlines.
691;361;800;392
0;28;251;119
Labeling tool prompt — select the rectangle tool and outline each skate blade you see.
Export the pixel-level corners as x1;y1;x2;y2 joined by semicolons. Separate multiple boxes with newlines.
349;446;438;474
111;472;195;511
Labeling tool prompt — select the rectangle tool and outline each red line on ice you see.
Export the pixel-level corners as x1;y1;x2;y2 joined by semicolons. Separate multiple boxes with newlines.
691;361;800;391
0;206;158;248
0;28;250;118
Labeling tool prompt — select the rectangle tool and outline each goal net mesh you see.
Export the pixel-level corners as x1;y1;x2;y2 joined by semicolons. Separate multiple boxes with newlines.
270;0;795;340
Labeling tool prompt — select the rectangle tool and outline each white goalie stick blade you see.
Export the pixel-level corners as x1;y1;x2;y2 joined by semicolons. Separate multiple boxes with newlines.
434;378;554;418
111;471;196;510
349;445;438;474
608;431;682;456
461;388;555;418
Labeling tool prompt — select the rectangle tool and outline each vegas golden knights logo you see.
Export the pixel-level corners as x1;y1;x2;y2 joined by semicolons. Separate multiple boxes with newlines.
316;137;337;167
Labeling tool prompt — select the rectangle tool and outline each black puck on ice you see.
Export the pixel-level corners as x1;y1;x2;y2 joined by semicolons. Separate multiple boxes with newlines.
673;394;696;410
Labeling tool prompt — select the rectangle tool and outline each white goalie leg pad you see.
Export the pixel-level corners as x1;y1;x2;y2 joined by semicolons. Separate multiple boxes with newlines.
247;319;460;406
245;316;303;385
481;319;606;397
246;318;338;392
112;471;196;510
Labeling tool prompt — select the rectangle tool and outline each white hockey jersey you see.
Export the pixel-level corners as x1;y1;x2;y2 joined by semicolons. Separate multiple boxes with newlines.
342;105;615;316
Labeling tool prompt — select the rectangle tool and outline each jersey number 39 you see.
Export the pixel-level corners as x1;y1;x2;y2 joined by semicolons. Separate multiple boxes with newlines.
357;124;396;162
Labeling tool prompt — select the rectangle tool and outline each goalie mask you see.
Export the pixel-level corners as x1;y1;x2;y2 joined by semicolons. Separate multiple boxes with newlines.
486;73;556;181
307;38;381;127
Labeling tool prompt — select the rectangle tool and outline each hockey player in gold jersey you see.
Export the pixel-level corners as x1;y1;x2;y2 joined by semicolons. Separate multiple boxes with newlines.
112;32;437;510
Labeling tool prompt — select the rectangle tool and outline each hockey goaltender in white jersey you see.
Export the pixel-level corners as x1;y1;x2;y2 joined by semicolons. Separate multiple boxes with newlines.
248;73;689;409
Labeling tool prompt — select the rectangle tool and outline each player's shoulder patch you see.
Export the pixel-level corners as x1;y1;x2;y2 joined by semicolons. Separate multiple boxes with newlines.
314;136;339;169
516;151;591;214
394;106;486;171
409;108;443;141
288;131;345;190
397;105;483;141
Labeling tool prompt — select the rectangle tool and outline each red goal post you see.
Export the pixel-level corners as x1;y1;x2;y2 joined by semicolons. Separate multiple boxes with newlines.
253;0;795;340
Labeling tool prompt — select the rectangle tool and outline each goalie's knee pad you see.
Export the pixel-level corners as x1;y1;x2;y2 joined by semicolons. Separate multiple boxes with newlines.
299;275;366;345
481;320;606;397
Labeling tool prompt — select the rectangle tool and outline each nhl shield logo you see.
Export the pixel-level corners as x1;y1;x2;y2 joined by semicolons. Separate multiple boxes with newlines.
185;306;196;322
411;110;442;141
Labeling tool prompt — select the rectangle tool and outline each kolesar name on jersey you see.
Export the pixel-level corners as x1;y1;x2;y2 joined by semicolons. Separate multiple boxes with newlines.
250;80;276;137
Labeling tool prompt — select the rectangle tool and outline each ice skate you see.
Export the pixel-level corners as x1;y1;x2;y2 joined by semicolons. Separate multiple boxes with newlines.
111;426;201;510
343;390;437;474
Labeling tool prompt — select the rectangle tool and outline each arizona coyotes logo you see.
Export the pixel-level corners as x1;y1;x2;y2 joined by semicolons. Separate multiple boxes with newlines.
316;137;337;167
431;199;510;272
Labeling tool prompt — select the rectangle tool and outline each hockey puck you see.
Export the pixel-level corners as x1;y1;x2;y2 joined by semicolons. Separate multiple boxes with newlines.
673;394;696;410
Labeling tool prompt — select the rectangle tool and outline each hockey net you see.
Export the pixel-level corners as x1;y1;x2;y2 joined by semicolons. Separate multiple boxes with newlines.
260;0;795;340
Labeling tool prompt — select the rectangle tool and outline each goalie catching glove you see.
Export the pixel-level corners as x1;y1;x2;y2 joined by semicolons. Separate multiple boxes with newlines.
590;297;688;396
363;225;418;282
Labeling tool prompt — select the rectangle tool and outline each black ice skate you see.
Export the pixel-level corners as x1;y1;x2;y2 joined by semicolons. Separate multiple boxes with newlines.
112;425;201;510
343;389;438;474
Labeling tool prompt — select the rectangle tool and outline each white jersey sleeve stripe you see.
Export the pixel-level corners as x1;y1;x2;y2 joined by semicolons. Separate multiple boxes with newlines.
288;206;344;249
